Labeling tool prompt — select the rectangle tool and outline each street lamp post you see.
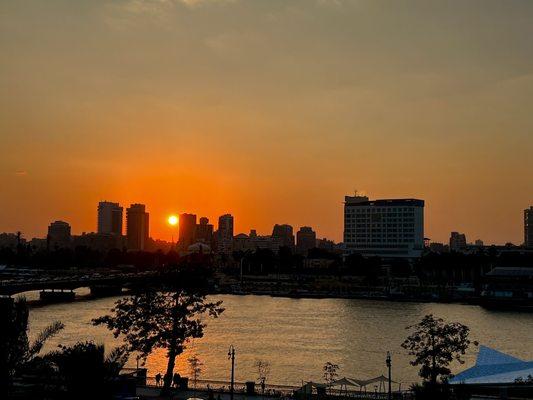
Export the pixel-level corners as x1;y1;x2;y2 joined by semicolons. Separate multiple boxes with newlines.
386;351;392;400
228;345;236;400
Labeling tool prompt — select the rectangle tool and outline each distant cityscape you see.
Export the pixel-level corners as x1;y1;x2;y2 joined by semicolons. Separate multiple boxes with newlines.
1;196;532;259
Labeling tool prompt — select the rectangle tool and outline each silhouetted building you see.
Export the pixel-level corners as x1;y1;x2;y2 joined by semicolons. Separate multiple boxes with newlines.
217;214;234;254
73;232;124;251
303;258;335;269
429;242;448;253
233;233;251;251
296;226;316;255
179;213;197;248
126;204;149;250
475;239;484;247
316;238;335;251
344;195;425;258
233;230;283;253
450;231;467;252
253;230;283;252
97;201;123;235
187;242;211;255
0;233;21;249
525;206;533;247
29;238;47;250
272;224;295;249
218;214;234;238
145;238;174;253
481;267;533;309
47;220;71;248
195;217;213;244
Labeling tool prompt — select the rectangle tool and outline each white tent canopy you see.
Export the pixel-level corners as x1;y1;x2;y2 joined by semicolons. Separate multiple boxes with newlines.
330;377;361;387
359;375;398;386
328;375;401;394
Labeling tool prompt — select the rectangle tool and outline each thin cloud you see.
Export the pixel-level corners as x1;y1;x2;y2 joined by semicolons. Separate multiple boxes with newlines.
317;0;344;6
181;0;237;7
104;0;238;29
121;0;237;13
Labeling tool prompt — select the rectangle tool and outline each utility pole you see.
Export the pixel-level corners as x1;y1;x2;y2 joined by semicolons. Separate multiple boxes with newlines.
386;351;392;400
228;345;236;400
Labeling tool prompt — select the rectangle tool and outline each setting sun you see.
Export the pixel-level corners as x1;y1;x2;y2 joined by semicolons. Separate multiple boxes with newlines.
168;215;178;226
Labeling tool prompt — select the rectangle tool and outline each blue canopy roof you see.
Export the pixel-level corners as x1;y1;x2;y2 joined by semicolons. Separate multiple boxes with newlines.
450;346;533;384
475;346;523;366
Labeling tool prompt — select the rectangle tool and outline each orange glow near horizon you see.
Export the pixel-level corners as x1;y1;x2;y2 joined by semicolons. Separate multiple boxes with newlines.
0;1;532;245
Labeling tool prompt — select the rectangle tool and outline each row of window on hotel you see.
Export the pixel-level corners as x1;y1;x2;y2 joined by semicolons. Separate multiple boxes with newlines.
345;208;416;214
344;224;416;229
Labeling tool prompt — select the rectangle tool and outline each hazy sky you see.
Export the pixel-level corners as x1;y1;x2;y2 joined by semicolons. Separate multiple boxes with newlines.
1;0;532;244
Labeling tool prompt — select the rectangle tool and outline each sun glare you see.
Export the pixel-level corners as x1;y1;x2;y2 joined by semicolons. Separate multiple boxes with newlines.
168;215;178;226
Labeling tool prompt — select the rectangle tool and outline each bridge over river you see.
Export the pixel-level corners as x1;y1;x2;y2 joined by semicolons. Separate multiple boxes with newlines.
0;270;161;297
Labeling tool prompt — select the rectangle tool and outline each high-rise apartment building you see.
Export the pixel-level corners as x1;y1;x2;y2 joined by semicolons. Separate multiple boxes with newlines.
343;195;424;258
126;204;149;250
195;217;214;244
218;214;234;240
272;224;295;249
97;201;123;235
296;226;316;255
525;206;533;247
217;214;234;254
449;231;467;251
179;213;197;248
47;220;72;248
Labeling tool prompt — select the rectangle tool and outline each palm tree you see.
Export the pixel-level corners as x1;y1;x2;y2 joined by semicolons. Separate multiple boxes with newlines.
45;341;128;399
0;296;64;395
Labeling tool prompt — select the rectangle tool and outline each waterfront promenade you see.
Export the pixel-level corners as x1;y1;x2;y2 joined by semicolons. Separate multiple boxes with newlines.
136;387;265;400
136;388;392;400
135;382;394;400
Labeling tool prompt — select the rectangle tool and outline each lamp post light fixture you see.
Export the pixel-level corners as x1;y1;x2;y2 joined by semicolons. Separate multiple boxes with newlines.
386;351;392;400
228;345;236;400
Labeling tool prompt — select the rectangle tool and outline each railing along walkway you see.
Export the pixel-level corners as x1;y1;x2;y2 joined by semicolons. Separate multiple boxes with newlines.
120;370;408;400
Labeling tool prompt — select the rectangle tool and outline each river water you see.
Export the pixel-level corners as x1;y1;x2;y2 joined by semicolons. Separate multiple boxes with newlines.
26;290;533;388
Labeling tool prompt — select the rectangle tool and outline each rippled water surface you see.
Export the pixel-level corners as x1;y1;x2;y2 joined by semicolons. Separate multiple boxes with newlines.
27;291;533;387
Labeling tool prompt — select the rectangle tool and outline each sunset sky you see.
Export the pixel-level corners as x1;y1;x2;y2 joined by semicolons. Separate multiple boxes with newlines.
1;0;532;244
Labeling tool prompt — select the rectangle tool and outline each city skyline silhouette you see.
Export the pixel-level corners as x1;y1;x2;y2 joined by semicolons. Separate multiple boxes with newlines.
1;1;532;244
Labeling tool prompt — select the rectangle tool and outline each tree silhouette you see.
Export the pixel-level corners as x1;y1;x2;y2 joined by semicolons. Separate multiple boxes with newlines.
187;354;203;389
0;297;63;395
254;359;271;393
401;314;477;385
93;290;223;395
323;361;339;393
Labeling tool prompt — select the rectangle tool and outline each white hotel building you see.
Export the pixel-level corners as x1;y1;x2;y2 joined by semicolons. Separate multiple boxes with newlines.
343;195;425;258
